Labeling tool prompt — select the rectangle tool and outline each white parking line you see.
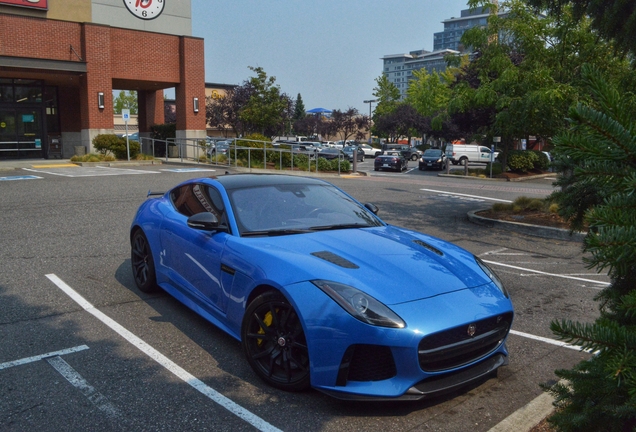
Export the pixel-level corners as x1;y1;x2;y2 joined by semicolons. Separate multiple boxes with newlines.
47;355;121;419
420;188;513;202
0;345;89;370
482;259;610;287
45;274;281;432
509;330;589;352
24;166;160;177
161;168;217;173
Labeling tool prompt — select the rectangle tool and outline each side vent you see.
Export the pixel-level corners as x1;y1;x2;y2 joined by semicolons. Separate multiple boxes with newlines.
413;240;444;256
311;251;359;269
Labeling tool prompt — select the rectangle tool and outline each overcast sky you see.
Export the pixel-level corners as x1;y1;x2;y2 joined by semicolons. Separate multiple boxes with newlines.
191;0;470;114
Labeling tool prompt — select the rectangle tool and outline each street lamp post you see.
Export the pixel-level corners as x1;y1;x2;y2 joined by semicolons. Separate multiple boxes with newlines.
363;99;378;118
363;99;378;145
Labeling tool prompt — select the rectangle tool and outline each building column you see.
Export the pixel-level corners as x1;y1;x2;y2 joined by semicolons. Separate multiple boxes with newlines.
175;36;206;158
79;23;114;153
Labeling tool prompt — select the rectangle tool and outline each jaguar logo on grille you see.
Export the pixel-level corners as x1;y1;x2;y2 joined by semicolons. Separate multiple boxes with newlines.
467;323;477;337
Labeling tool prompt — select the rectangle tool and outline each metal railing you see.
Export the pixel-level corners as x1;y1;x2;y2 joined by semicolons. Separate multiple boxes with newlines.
138;137;353;175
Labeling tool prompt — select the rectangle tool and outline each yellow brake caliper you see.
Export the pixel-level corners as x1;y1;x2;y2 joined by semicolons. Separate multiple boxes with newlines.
257;311;273;346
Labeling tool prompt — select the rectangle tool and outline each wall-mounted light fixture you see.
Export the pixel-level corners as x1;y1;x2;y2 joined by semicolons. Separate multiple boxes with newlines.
97;92;105;109
193;97;199;113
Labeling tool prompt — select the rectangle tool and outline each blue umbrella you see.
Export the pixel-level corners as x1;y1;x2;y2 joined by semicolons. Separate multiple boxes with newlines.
306;107;332;114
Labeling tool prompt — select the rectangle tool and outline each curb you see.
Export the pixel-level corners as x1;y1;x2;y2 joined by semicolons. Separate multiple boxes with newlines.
468;210;587;242
74;160;163;167
438;172;555;182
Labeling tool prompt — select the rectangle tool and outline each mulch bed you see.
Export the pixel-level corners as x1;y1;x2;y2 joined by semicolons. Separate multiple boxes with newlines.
476;209;571;230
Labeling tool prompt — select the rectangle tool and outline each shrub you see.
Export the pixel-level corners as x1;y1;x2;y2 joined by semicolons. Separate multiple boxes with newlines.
331;159;350;172
507;150;538;172
531;150;550;171
91;134;140;159
92;134;121;155
317;157;332;171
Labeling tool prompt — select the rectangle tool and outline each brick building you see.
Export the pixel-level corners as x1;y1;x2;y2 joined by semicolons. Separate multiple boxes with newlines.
0;0;206;159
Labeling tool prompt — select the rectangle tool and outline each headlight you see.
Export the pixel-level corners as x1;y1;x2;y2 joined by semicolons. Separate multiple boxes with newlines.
312;280;405;328
475;257;509;298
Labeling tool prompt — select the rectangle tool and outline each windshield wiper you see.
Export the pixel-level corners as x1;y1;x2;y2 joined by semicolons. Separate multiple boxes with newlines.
309;223;372;231
242;228;314;237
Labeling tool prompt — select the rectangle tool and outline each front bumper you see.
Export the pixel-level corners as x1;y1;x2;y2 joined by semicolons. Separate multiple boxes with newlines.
285;281;513;400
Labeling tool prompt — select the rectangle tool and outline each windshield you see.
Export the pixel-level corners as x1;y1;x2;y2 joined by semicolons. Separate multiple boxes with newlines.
228;183;384;236
424;149;442;156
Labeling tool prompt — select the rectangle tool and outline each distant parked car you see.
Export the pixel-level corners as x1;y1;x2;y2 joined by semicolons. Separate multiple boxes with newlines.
120;132;139;141
342;145;364;162
381;144;421;161
419;149;446;170
358;144;377;158
208;141;231;157
375;151;408;172
318;147;345;160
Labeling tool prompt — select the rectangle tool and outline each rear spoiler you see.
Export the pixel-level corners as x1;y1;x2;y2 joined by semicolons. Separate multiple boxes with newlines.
147;190;165;197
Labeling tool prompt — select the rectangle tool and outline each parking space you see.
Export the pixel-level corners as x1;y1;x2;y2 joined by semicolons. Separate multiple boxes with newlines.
0;167;602;431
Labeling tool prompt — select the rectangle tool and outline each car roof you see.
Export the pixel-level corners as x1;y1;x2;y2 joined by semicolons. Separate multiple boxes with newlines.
213;174;329;190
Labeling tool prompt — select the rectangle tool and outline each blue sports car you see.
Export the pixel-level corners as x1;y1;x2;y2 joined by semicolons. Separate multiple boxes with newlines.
130;174;513;400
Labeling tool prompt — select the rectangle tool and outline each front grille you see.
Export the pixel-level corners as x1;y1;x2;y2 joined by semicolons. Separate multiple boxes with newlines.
418;313;512;372
336;344;397;386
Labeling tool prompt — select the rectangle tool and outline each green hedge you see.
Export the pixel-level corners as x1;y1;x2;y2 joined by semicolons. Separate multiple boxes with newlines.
92;134;139;159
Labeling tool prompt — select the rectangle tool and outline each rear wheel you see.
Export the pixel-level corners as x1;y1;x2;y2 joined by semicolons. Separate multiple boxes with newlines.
242;291;311;391
131;230;158;293
459;157;468;166
411;154;418;161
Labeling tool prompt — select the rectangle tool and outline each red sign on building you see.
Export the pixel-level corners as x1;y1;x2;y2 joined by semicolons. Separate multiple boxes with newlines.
0;0;48;10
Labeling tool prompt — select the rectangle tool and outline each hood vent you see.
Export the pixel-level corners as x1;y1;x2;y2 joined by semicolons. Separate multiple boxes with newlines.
311;251;359;269
413;240;444;256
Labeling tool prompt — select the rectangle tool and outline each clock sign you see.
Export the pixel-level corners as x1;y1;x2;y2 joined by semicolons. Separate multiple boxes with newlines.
123;0;165;20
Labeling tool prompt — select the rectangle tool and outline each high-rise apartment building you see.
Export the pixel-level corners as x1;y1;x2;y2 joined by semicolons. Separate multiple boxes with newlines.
382;7;496;99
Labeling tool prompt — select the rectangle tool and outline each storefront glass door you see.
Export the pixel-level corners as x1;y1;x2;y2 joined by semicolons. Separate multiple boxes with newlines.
0;108;43;158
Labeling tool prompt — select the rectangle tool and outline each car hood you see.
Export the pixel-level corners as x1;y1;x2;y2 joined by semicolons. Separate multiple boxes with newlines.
236;226;493;305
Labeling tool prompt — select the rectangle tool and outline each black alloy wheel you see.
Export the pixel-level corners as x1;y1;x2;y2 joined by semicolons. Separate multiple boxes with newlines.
242;291;310;391
131;230;158;293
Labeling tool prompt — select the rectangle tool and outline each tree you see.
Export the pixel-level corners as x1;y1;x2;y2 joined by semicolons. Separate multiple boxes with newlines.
240;66;288;136
373;103;430;143
330;108;370;143
405;67;458;144
447;0;632;166
113;90;137;114
293;93;306;122
292;115;336;139
526;0;636;56
543;64;636;432
372;74;401;119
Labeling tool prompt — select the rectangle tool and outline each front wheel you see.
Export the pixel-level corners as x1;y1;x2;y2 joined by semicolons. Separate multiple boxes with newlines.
242;291;310;392
411;154;418;161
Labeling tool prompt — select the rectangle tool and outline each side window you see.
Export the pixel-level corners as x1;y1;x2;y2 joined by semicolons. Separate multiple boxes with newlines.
170;183;226;225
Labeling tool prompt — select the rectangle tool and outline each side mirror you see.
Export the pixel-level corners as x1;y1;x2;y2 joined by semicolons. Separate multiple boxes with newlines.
364;203;379;215
187;212;227;232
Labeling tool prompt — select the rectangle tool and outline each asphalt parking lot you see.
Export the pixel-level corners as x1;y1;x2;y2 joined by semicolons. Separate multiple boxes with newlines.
0;160;602;431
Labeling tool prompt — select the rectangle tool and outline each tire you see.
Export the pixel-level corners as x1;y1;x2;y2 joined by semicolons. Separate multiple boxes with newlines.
452;161;459;166
411;154;418;161
241;291;310;392
459;157;468;166
374;167;379;171
131;230;158;293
